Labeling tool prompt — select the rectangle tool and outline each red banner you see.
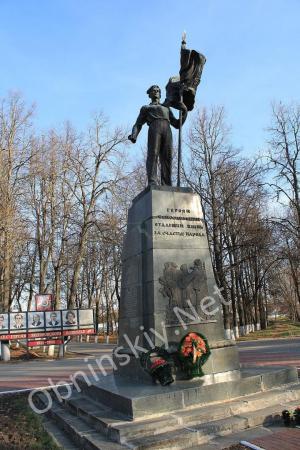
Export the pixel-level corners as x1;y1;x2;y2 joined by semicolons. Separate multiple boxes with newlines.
0;328;95;341
62;329;95;336
28;339;63;347
0;333;27;340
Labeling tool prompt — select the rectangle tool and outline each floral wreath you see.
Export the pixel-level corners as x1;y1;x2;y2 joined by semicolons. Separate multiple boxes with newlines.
140;346;174;386
178;331;211;378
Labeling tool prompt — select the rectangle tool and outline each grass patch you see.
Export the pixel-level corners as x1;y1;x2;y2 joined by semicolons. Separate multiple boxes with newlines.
238;319;300;341
0;394;61;450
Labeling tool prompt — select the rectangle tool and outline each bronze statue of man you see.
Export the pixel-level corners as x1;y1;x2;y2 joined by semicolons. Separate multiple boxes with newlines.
128;85;187;186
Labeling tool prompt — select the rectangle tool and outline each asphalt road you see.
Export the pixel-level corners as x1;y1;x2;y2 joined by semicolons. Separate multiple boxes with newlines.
0;338;299;393
0;343;115;392
238;338;300;369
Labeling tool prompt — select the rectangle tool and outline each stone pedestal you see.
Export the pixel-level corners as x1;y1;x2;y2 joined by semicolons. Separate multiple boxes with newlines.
115;185;239;381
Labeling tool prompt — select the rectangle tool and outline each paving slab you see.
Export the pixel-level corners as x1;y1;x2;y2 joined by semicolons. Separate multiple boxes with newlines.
248;427;300;450
190;426;300;449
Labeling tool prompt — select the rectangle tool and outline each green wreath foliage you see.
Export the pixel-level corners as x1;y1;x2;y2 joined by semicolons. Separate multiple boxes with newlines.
177;331;211;378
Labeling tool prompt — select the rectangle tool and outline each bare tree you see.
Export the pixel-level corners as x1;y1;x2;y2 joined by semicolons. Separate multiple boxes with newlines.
185;106;274;337
66;116;128;307
0;93;34;311
267;102;300;309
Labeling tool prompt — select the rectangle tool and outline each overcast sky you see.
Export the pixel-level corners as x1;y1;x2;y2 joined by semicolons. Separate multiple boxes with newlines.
1;0;299;157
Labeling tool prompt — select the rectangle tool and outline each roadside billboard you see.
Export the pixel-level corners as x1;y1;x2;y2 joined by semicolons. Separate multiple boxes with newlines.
0;309;95;340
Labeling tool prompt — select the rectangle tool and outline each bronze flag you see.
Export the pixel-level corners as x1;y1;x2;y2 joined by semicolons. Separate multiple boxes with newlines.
165;47;206;111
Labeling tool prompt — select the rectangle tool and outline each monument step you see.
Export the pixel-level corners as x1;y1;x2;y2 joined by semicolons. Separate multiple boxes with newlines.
64;394;179;443
171;383;300;427
61;382;300;443
239;403;295;428
36;394;124;450
37;381;300;449
42;416;80;450
127;427;207;449
126;400;300;449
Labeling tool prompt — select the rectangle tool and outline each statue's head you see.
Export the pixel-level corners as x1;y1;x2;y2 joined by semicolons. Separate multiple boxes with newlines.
194;259;204;270
147;85;161;100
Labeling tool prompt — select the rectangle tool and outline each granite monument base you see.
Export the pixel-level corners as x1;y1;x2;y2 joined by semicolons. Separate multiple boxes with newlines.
76;366;298;419
116;185;239;381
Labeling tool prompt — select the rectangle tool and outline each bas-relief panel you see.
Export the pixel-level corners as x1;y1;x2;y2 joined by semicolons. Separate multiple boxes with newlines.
159;259;218;325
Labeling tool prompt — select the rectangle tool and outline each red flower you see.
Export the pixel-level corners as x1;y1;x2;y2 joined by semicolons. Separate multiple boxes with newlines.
182;348;192;356
189;333;199;339
150;358;167;371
